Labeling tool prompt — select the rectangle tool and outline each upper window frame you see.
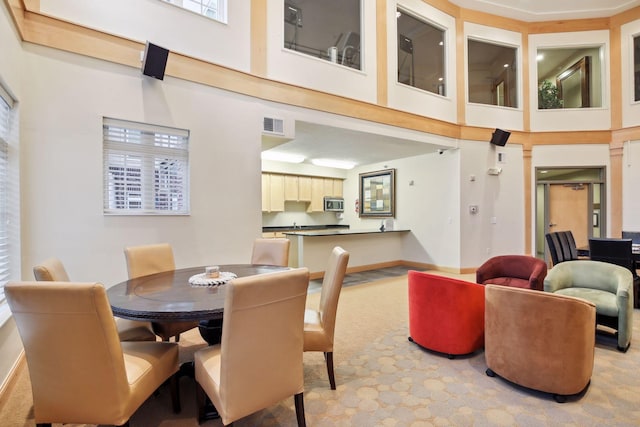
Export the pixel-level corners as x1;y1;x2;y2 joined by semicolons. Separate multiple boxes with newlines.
161;0;227;24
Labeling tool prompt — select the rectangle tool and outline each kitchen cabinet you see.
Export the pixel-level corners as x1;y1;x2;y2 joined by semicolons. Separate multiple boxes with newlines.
262;173;342;212
262;173;284;212
298;176;312;201
308;177;325;212
284;175;298;201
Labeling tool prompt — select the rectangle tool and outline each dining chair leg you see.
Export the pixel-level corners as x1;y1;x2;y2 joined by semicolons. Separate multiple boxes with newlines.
324;351;336;390
195;382;207;424
294;392;306;427
170;373;181;413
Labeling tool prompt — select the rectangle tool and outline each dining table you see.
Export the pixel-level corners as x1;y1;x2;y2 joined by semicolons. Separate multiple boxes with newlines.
107;264;289;323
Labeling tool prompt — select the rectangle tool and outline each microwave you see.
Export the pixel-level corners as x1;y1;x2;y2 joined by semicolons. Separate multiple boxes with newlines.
324;197;344;212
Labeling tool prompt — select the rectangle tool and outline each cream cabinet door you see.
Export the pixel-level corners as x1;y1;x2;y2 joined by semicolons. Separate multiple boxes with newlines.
298;176;312;201
308;177;325;212
269;174;285;212
284;175;298;201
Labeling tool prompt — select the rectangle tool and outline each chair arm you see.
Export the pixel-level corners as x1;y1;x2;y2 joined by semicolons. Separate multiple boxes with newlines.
543;263;574;292
528;262;547;291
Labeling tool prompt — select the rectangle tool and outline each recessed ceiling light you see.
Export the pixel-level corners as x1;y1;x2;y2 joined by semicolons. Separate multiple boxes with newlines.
311;158;356;170
537;54;544;61
261;151;305;163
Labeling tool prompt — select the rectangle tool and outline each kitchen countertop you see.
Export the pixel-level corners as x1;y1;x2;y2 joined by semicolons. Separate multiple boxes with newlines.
263;224;350;232
283;228;410;236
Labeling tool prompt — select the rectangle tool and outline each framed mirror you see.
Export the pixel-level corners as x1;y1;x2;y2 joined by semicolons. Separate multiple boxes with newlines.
556;56;590;108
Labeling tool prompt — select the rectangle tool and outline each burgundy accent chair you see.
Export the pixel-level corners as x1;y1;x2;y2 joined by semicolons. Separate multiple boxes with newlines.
476;255;548;290
408;271;485;358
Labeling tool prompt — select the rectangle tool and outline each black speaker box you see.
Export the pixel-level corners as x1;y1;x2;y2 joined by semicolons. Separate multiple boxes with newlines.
141;42;169;80
490;128;510;146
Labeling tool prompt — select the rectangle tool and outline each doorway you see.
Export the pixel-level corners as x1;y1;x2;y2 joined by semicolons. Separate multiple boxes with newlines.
535;167;605;261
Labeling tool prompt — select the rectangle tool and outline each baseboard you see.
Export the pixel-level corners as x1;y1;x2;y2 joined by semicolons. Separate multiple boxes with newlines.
0;351;24;410
309;260;475;280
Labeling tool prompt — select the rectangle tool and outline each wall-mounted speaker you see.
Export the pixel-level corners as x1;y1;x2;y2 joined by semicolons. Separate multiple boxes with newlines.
490;128;510;146
141;41;169;80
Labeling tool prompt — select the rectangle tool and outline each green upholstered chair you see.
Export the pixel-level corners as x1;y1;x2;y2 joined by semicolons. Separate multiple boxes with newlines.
544;260;633;352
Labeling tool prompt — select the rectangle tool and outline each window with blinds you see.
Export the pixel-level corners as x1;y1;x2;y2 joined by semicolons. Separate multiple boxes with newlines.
0;95;11;306
162;0;227;23
103;118;190;215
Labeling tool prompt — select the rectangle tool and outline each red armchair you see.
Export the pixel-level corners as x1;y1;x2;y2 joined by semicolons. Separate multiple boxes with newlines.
476;255;547;290
408;271;485;357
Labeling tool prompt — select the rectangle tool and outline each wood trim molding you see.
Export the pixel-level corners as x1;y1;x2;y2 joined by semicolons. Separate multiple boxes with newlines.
376;0;388;106
250;0;267;77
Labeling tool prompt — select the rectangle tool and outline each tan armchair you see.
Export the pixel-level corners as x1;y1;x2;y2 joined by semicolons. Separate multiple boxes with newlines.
194;268;310;426
124;243;198;342
304;246;349;389
33;257;156;342
5;281;180;426
251;238;290;266
485;284;595;402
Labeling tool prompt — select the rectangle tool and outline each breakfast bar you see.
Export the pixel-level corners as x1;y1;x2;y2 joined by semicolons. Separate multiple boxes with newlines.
284;228;411;278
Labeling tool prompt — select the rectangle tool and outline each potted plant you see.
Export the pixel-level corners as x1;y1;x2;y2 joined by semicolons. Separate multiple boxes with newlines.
538;80;563;109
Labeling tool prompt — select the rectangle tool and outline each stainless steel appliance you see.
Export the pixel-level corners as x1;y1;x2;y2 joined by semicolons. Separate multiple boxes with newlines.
324;197;344;212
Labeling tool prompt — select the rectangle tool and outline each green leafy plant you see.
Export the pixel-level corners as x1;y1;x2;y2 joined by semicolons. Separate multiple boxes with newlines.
538;80;563;109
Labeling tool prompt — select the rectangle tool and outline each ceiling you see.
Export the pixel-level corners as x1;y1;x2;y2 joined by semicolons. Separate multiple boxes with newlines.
263;122;448;169
449;0;640;22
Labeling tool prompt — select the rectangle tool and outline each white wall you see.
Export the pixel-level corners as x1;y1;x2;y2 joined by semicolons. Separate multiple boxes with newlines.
39;0;252;73
459;140;525;267
20;45;265;286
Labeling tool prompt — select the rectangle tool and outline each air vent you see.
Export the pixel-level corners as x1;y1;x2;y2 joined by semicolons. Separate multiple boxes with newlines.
263;117;284;135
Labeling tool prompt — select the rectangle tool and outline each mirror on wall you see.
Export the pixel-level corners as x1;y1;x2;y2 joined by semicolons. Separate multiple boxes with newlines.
557;56;590;108
537;47;602;109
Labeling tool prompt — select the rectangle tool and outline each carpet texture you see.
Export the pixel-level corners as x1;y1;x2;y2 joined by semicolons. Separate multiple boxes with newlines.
2;271;640;426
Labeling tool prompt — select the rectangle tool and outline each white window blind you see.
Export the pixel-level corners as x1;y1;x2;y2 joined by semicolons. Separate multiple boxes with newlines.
103;118;190;215
0;96;10;305
162;0;227;23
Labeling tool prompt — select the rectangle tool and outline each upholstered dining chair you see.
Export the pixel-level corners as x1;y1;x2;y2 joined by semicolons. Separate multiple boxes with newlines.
5;281;180;426
251;238;291;266
194;267;310;426
485;284;595;402
124;243;198;342
33;257;157;342
303;246;349;390
476;254;548;290
544;260;633;352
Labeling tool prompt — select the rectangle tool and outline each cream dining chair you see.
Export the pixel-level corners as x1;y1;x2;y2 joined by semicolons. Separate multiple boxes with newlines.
194;267;310;426
251;238;291;266
303;246;349;390
5;281;180;426
124;243;199;342
33;257;157;342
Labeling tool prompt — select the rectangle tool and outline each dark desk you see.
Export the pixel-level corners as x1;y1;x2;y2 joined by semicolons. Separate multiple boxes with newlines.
577;246;640;262
108;264;288;323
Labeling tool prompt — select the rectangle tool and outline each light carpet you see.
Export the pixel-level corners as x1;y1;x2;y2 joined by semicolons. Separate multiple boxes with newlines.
2;272;640;426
